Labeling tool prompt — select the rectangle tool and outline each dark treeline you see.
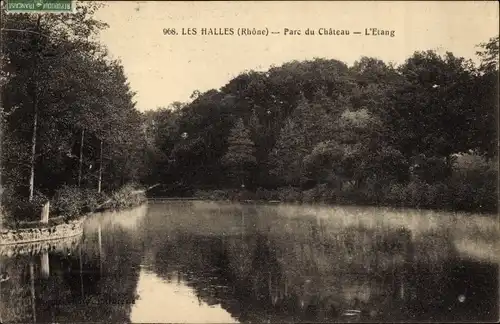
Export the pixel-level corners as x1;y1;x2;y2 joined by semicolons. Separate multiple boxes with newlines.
0;2;498;225
143;37;498;213
1;3;147;225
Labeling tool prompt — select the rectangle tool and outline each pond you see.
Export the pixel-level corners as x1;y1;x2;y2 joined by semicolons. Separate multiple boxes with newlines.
0;201;498;323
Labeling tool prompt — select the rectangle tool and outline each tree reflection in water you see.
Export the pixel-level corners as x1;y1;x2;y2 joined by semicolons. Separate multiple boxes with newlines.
144;203;498;323
0;206;146;323
0;203;497;323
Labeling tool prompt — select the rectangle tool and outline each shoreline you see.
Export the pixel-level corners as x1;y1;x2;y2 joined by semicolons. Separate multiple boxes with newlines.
0;200;147;246
0;232;82;257
0;217;85;246
147;196;498;217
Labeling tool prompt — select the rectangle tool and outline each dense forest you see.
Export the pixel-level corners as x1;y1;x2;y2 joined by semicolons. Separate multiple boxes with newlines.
0;3;146;224
0;3;498;227
142;36;498;213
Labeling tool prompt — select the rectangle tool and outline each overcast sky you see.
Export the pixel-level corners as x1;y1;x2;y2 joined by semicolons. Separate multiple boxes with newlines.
94;1;499;112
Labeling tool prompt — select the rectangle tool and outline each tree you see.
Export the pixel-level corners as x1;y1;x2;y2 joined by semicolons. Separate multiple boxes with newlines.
221;118;257;187
268;94;333;187
350;57;400;119
86;59;140;192
302;140;346;189
1;3;108;199
476;35;499;73
138;50;495;211
472;35;499;159
268;117;307;187
386;51;478;168
1;2;143;202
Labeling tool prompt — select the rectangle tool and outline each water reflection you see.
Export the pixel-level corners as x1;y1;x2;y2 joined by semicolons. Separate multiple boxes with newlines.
130;267;237;323
0;235;83;323
0;202;498;323
0;205;147;323
142;202;498;323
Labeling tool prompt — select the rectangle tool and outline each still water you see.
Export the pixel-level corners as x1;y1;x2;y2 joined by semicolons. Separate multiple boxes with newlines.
0;202;498;323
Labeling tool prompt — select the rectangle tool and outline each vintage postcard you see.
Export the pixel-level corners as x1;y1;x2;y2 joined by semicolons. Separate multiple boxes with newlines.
0;1;498;323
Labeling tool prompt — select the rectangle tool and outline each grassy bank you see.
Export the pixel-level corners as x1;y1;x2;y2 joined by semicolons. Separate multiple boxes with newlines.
192;176;497;214
1;183;147;230
183;154;498;214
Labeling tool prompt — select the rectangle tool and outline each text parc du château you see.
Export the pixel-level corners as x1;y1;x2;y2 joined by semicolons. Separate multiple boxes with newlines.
284;28;395;37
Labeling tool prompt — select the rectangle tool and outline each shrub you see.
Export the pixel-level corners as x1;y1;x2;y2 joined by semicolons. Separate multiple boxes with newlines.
52;185;84;219
52;186;115;218
237;189;256;201
194;189;229;200
108;184;146;210
225;189;242;201
1;183;147;229
277;186;302;202
424;182;450;209
448;167;496;212
255;188;280;201
1;191;49;225
302;187;319;203
386;183;406;205
404;180;428;208
0;205;5;228
194;190;209;199
212;190;230;200
80;188;99;212
302;184;337;203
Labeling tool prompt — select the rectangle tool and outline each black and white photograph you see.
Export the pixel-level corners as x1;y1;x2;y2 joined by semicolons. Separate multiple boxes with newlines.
0;1;499;323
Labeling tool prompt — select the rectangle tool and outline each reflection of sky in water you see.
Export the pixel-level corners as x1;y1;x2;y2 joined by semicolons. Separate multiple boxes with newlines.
130;267;238;323
1;203;497;323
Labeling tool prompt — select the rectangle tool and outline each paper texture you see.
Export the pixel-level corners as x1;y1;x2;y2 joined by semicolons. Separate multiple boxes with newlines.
1;1;498;323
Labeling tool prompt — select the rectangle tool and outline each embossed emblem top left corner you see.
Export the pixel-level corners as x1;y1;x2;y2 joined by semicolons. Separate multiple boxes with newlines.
5;0;75;14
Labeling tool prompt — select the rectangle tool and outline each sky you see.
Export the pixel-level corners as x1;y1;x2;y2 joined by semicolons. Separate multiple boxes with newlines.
94;1;499;112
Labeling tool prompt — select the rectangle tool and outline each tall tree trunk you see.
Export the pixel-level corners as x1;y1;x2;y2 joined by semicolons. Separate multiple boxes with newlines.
0;271;3;324
78;129;85;187
28;15;42;202
0;109;3;228
98;140;103;193
28;106;38;202
444;154;454;179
